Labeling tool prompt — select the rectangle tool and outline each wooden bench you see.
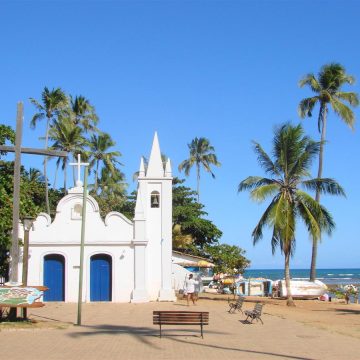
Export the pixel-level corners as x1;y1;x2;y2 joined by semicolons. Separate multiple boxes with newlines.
153;311;209;338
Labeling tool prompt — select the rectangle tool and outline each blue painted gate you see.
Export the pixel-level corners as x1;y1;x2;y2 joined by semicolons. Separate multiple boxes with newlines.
43;254;65;301
90;254;112;301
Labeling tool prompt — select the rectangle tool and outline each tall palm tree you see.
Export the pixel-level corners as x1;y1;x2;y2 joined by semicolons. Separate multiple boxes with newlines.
95;167;127;199
239;123;344;306
29;87;68;214
48;117;86;192
298;63;359;281
88;133;122;194
178;137;220;202
69;95;99;133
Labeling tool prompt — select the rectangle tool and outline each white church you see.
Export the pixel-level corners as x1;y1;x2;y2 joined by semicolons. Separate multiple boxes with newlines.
19;133;179;303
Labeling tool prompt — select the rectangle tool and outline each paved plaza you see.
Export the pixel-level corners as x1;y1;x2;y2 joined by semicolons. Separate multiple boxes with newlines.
1;298;359;360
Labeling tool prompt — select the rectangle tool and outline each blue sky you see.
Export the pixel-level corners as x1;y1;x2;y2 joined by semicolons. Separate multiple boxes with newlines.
1;1;359;269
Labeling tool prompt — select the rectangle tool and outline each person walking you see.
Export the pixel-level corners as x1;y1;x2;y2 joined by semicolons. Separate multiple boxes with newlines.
185;274;198;306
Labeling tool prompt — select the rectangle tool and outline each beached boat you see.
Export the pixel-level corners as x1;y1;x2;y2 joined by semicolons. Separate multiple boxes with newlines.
276;279;327;299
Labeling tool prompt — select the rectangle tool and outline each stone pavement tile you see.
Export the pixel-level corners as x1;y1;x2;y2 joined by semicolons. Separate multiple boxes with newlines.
0;300;359;360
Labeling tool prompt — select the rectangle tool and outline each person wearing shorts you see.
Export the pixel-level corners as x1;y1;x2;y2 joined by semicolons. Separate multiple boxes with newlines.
185;274;198;306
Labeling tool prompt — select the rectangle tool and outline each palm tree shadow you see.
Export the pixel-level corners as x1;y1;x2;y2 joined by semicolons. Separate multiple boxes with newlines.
334;308;360;315
66;324;226;348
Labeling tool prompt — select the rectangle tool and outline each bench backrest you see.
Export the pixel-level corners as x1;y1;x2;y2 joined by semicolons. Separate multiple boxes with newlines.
236;297;245;305
153;311;209;325
254;303;263;314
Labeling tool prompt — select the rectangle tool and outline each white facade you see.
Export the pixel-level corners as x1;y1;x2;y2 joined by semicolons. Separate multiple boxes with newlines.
19;133;176;303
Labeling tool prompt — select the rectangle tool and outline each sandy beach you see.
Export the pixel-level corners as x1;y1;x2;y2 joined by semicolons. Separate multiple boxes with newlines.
1;295;359;360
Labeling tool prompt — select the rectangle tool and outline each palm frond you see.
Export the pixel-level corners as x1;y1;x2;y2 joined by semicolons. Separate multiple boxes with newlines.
250;184;280;202
252;141;279;176
298;73;321;92
335;91;360;107
238;176;276;192
252;195;280;245
330;97;355;129
301;178;346;197
298;96;319;118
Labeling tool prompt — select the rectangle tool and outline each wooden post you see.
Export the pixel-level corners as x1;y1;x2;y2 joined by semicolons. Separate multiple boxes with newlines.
77;166;88;326
21;228;30;319
9;102;23;285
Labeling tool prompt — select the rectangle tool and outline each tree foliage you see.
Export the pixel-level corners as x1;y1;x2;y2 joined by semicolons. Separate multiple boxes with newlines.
0;160;62;277
203;244;250;275
172;178;222;248
239;123;344;306
178;137;221;202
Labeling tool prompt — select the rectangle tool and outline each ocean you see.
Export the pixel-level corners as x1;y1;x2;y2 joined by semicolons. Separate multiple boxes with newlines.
243;268;360;286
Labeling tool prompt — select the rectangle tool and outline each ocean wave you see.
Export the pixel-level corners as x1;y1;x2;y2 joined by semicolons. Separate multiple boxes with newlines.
327;277;352;280
338;274;354;276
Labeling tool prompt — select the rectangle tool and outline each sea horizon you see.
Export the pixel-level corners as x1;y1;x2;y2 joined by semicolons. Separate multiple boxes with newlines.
243;268;360;285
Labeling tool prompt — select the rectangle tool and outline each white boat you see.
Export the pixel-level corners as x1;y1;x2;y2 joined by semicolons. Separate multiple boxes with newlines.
277;279;327;299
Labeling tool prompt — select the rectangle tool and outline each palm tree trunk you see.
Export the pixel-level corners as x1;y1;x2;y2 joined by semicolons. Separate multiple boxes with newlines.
44;117;50;215
310;105;328;281
64;159;67;194
196;163;200;202
285;251;295;307
94;160;99;193
53;163;58;189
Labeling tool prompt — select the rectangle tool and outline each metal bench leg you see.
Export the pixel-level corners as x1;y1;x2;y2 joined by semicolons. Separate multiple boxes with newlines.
160;324;162;338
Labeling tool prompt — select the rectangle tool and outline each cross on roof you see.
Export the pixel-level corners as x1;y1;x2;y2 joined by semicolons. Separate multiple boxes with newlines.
70;154;89;187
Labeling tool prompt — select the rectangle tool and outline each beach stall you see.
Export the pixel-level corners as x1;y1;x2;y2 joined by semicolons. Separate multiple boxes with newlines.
235;278;273;297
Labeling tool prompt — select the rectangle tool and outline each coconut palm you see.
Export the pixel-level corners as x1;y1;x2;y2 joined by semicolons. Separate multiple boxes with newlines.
29;87;68;214
69;95;99;133
238;123;345;306
298;63;359;281
48;117;86;192
95;167;127;199
87;133;122;193
178;137;220;202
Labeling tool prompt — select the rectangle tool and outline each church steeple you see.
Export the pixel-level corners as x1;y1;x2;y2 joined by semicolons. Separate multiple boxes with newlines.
165;158;172;177
146;132;164;178
139;157;145;177
134;187;145;221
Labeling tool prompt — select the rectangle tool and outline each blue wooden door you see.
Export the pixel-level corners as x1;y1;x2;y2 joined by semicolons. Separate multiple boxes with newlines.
90;254;112;301
43;254;65;301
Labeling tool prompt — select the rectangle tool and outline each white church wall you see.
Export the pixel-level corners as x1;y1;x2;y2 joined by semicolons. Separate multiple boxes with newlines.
20;132;176;303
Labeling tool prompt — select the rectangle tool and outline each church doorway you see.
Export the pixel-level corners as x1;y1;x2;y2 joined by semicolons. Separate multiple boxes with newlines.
90;254;112;301
43;254;65;301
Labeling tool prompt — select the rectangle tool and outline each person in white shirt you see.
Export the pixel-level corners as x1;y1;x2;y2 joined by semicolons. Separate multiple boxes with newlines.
185;274;198;306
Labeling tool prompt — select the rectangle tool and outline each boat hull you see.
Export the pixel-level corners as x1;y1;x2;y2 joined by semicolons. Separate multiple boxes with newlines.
278;280;327;299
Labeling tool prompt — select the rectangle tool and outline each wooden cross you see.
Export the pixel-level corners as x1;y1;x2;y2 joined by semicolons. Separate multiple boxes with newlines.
70;154;89;187
0;103;68;284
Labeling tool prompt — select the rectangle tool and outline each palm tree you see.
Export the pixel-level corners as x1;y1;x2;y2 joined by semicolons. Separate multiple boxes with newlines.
95;167;127;199
178;137;220;202
29;87;68;214
238;123;344;306
28;168;44;183
69;95;99;133
298;63;359;281
88;133;122;194
48;117;86;192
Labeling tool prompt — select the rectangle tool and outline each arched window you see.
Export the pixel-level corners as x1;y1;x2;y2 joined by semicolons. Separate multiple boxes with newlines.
151;191;160;208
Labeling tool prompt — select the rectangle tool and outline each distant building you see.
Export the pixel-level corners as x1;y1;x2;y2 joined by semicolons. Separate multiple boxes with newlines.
18;133;176;303
172;250;214;286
